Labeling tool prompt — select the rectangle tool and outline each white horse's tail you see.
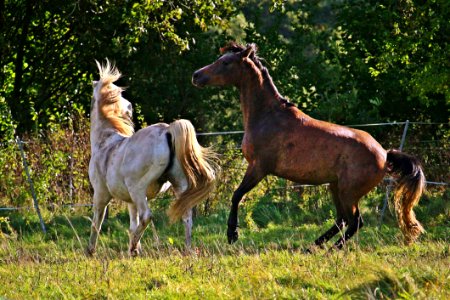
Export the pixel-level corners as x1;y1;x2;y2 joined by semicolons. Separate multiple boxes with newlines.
166;119;218;222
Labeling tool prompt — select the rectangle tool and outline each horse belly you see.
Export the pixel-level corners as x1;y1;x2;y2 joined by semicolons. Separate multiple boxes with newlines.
269;138;342;184
272;155;338;185
275;143;386;186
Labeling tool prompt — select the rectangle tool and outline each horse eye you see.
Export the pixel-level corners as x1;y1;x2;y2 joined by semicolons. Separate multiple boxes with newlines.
222;60;230;66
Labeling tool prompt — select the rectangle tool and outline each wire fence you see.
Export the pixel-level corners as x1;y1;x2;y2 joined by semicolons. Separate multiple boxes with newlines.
0;120;448;233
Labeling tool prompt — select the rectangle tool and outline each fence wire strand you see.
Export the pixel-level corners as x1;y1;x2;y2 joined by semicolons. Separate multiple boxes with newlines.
0;121;448;213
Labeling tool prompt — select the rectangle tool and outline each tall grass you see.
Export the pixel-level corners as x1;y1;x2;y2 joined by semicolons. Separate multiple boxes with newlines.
0;204;448;299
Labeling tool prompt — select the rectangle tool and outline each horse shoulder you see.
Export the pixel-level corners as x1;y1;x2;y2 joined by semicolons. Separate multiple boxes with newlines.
90;135;126;173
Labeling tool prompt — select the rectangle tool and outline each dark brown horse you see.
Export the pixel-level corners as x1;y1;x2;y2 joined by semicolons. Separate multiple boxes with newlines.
192;42;425;250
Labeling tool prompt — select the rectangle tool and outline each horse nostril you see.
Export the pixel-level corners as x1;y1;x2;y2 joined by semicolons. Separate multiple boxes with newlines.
192;70;207;87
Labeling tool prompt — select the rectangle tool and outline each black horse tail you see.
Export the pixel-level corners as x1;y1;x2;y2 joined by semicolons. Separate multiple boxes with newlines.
386;149;426;244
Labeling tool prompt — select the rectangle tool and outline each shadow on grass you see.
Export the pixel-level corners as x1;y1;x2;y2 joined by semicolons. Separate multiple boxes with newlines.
340;268;433;299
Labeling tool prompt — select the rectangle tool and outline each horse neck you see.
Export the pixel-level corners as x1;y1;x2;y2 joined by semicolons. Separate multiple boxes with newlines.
90;110;124;151
238;70;284;129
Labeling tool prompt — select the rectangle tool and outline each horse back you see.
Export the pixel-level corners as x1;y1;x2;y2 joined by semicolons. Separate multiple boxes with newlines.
244;110;387;185
90;124;172;201
119;123;171;180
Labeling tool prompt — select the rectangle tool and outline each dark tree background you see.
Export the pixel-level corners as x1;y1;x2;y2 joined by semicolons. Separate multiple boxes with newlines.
1;0;448;139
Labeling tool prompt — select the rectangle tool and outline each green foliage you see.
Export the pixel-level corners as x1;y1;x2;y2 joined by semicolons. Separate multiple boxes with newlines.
0;142;28;206
0;117;91;208
0;0;234;133
228;0;449;125
1;0;448;136
0;96;16;141
0;216;16;239
336;0;449;122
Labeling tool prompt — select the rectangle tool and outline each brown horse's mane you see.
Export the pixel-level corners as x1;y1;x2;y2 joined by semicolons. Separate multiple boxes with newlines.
220;42;266;72
221;42;295;107
220;42;245;54
96;60;134;137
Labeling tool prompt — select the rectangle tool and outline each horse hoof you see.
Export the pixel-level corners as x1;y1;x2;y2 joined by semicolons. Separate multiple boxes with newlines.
129;248;141;257
227;229;239;244
303;244;325;254
303;247;313;254
85;247;96;257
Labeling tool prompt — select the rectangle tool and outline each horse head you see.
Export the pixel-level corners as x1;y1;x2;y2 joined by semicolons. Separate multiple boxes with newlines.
192;42;259;88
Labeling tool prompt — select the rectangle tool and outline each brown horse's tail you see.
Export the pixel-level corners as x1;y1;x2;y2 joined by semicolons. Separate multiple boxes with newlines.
386;149;426;244
166;119;219;222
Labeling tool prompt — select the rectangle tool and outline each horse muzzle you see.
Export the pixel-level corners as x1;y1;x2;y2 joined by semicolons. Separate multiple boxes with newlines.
192;70;209;88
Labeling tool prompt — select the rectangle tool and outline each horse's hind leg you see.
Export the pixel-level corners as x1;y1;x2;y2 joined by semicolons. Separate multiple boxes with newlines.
313;219;346;249
309;183;346;251
182;209;193;249
128;191;153;256
330;174;381;249
87;190;111;256
332;183;364;249
333;206;363;250
127;203;142;254
169;165;193;249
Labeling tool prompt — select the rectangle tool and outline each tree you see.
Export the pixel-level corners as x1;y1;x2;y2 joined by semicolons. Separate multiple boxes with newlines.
0;0;233;135
336;0;449;122
1;0;447;138
228;0;448;124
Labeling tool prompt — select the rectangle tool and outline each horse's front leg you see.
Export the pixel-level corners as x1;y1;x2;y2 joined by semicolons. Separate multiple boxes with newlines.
87;190;111;256
228;164;264;244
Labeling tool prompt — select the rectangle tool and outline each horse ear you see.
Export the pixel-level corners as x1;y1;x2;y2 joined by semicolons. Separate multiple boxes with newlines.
241;44;256;59
92;80;99;88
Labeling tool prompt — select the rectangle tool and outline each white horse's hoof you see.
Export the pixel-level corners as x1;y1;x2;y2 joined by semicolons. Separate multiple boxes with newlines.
85;247;96;257
129;248;141;257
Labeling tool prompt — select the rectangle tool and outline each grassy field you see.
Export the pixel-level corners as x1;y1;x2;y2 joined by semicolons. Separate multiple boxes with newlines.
0;187;448;299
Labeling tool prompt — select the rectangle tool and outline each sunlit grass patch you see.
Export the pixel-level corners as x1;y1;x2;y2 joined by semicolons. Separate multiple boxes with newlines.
0;186;448;299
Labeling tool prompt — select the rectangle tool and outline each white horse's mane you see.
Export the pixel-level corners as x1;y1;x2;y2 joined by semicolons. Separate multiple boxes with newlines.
94;59;134;137
96;59;121;84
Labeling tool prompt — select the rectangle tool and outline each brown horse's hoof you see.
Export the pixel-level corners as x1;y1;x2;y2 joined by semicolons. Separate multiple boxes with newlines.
303;245;320;254
330;240;345;252
303;247;314;254
327;243;346;253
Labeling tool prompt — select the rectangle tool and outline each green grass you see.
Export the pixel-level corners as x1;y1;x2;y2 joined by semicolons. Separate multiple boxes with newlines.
0;191;448;299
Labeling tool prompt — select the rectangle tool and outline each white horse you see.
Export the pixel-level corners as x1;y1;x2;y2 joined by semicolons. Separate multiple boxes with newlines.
87;60;217;256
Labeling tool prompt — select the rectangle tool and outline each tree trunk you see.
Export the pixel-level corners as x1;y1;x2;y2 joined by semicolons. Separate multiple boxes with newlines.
8;0;36;133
